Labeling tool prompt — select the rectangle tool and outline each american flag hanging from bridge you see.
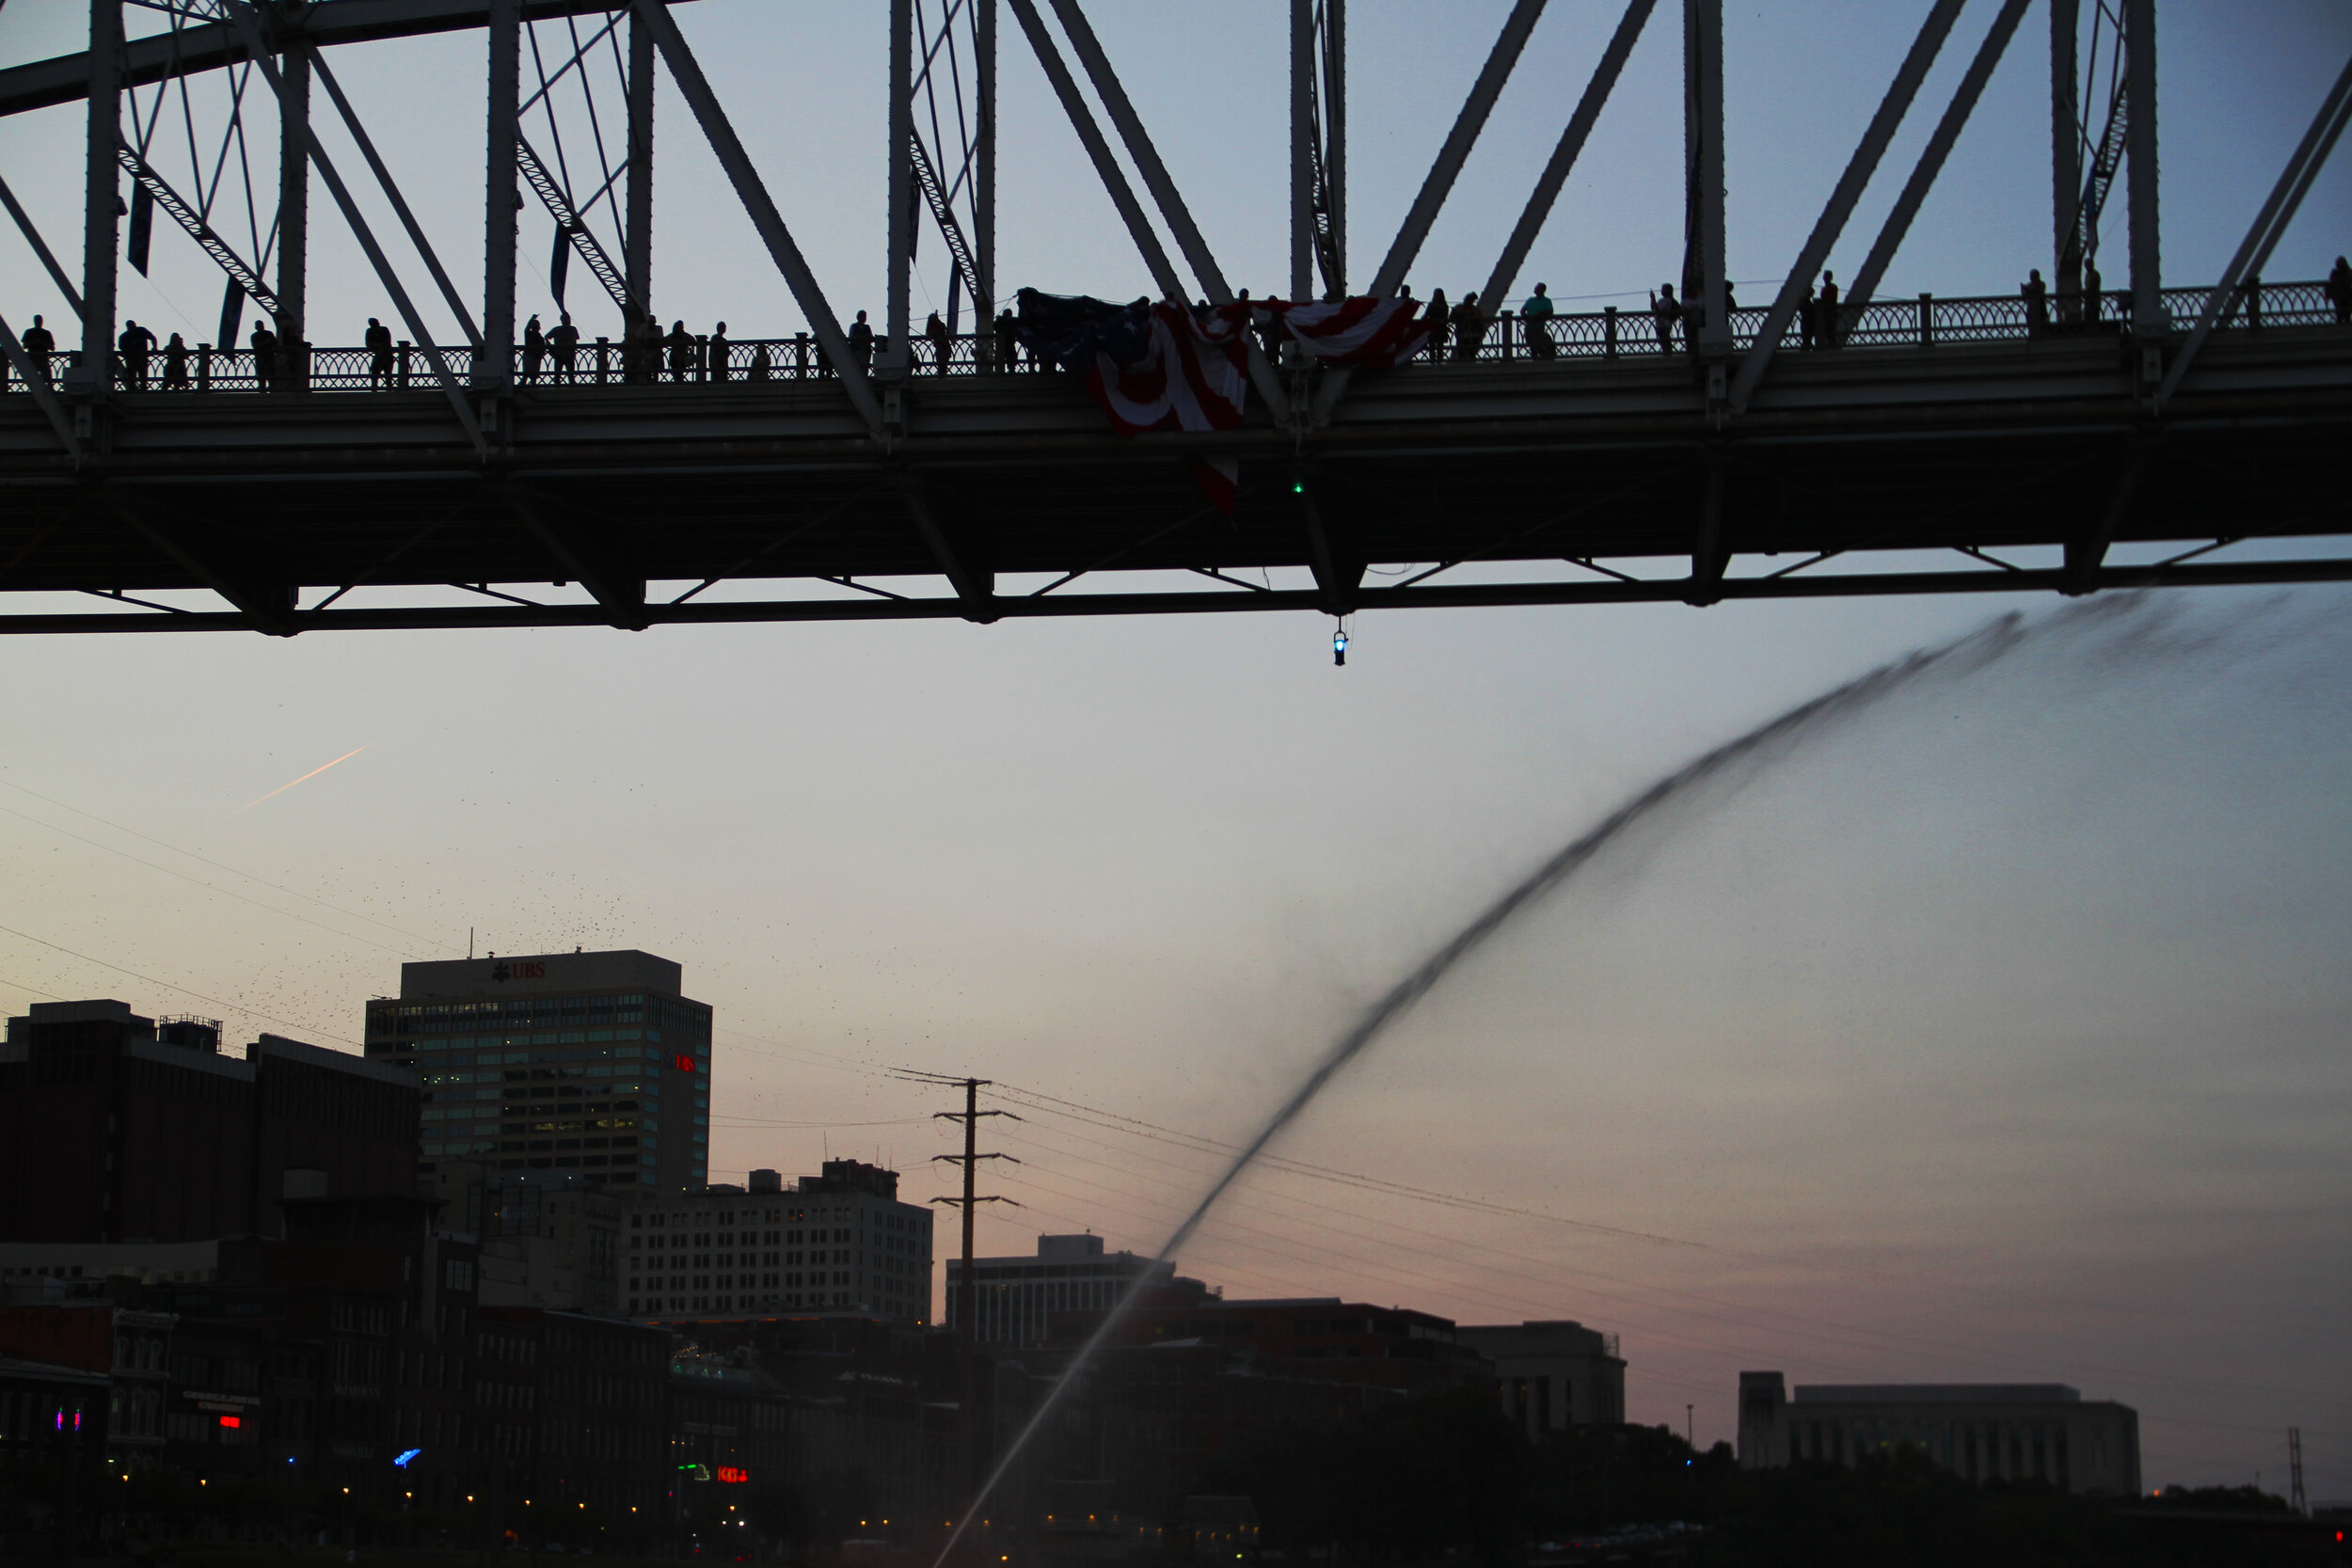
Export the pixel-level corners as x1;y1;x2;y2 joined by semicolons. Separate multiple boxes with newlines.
1015;291;1438;514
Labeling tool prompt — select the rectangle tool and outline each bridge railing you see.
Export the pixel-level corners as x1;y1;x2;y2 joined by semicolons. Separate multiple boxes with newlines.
7;278;2343;395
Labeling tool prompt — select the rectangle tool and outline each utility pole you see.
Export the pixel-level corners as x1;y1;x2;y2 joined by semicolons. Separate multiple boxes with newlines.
2289;1426;2306;1515
897;1070;1018;1551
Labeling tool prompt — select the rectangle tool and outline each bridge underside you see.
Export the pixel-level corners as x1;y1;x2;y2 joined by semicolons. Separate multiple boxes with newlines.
4;331;2349;632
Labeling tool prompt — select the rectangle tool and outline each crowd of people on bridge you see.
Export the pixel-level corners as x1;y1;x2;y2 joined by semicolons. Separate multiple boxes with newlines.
12;252;2352;394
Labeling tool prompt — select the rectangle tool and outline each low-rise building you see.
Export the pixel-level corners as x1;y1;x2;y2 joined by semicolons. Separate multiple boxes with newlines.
624;1161;932;1323
0;1001;418;1243
946;1233;1188;1349
1736;1372;2141;1496
1456;1319;1626;1433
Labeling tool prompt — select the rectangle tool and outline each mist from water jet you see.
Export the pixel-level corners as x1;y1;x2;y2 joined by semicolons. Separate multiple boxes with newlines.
928;596;2223;1568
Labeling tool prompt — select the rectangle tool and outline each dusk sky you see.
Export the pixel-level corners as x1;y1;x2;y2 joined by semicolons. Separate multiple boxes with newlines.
3;0;2348;1498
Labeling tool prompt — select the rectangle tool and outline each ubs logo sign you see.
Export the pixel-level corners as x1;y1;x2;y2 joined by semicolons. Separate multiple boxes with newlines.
490;960;547;983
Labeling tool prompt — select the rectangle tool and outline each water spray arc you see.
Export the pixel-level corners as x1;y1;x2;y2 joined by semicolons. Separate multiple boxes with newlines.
930;606;2066;1568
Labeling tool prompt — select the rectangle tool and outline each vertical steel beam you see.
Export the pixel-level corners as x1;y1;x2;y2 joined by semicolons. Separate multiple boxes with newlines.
2123;0;2159;334
625;8;655;314
1727;0;1962;411
2049;0;2080;294
885;0;913;374
1844;0;2030;316
82;0;120;386
1324;0;1344;295
222;2;485;455
1482;0;1656;312
977;0;996;332
1683;0;1726;352
276;32;309;365
1369;0;1546;297
1292;0;1313;301
628;0;882;436
484;0;520;390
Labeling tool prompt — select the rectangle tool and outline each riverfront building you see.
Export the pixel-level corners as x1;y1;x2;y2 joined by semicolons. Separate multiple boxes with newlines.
364;950;709;1194
623;1160;934;1323
1;1000;418;1243
1737;1372;2141;1496
1457;1320;1628;1433
946;1233;1183;1349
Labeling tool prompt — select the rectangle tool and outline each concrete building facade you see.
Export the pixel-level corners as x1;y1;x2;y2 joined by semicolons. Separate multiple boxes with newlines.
624;1161;933;1323
1457;1319;1627;1434
0;1001;419;1243
1737;1373;2142;1497
366;950;710;1194
946;1234;1180;1350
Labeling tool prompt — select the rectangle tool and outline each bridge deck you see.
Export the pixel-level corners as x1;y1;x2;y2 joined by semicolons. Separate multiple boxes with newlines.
4;323;2348;631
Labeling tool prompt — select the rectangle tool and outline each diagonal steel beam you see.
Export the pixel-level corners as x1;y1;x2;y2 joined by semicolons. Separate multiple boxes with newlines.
1002;0;1184;302
106;490;299;635
1311;0;1544;427
1035;0;1286;418
2154;50;2352;415
310;47;484;347
0;173;85;320
1842;0;2029;320
1047;0;1227;301
1370;0;1546;297
503;486;648;629
224;2;486;456
116;144;280;319
897;472;996;623
629;0;882;437
0;314;84;465
1726;0;1963;412
1481;0;1656;312
0;1;713;119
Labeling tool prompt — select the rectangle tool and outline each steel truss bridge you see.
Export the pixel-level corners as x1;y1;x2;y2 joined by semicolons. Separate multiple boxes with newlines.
1;0;2348;636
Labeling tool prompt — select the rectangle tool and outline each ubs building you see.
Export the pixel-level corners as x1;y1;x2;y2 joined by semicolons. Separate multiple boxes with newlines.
365;950;710;1194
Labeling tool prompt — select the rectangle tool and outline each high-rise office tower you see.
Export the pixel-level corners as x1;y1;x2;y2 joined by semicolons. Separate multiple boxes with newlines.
363;950;709;1193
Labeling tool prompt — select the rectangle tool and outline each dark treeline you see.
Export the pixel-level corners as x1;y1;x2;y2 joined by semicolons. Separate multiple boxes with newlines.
1200;1389;2333;1568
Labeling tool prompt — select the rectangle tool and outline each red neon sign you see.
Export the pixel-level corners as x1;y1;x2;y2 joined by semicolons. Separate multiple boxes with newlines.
218;1416;241;1429
674;1053;695;1073
715;1466;748;1484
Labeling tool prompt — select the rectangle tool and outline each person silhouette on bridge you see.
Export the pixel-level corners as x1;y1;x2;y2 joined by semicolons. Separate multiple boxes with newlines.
748;341;771;382
19;314;54;382
1422;289;1449;362
2082;261;2103;327
1521;283;1556;359
709;322;730;382
994;307;1018;372
2023;269;2049;339
365;317;394;388
1798;280;1820;351
249;320;278;392
849;309;875;372
665;320;695;382
2326;256;2352;326
1450;293;1486;361
1816;271;1840;349
521;314;546;384
548;311;580;382
161;332;188;390
925;309;950;372
1648;283;1679;353
118;321;155;390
